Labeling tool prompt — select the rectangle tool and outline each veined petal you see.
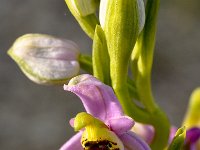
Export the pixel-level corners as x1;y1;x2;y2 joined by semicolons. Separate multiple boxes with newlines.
64;74;123;121
108;116;135;135
8;34;80;85
59;132;83;150
119;131;150;150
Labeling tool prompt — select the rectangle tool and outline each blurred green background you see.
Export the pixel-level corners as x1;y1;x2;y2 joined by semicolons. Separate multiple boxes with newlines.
1;0;200;149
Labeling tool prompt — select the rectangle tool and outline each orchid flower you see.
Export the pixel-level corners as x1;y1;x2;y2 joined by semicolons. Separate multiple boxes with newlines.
60;74;150;150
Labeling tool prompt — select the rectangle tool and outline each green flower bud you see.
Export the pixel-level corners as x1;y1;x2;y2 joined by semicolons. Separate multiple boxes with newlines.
92;25;110;85
72;0;99;17
183;88;200;128
100;0;145;32
168;127;186;150
8;34;80;85
65;0;99;39
99;0;145;90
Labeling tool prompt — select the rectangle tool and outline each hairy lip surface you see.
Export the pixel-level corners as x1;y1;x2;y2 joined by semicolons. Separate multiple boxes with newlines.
83;139;120;150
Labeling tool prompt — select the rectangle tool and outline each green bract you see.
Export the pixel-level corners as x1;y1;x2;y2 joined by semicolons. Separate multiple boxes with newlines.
65;0;99;39
168;127;186;150
8;34;80;85
92;25;110;85
73;0;99;16
99;0;143;90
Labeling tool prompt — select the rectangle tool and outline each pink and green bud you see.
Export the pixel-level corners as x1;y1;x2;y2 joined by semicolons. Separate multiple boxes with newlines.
8;34;80;85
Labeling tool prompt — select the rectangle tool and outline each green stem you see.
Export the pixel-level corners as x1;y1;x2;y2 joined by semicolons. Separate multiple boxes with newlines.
137;74;157;112
130;0;170;149
149;109;170;150
127;77;140;100
136;73;170;149
114;83;150;123
78;54;93;74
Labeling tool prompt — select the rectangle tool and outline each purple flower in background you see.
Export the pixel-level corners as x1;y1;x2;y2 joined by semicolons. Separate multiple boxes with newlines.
169;126;200;150
185;127;200;150
60;74;150;150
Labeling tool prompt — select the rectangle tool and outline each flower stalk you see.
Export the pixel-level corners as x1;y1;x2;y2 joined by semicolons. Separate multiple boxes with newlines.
131;0;170;149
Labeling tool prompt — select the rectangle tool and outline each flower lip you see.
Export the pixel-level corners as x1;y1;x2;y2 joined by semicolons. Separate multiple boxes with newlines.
74;112;124;150
82;140;120;150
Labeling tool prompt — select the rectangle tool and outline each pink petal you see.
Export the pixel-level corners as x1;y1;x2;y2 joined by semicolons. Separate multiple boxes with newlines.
169;126;177;144
64;74;123;121
108;116;135;135
185;127;200;149
131;123;154;144
69;118;74;127
119;131;150;150
186;127;200;144
59;132;83;150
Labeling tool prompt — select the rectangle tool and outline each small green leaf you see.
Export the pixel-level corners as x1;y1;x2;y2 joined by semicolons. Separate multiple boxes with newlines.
92;25;110;85
168;127;186;150
78;54;93;74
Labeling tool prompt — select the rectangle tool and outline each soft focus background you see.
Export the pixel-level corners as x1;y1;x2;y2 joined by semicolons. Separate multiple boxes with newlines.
1;0;200;149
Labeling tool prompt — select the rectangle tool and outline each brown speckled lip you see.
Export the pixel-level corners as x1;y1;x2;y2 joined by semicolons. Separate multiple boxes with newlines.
82;140;120;150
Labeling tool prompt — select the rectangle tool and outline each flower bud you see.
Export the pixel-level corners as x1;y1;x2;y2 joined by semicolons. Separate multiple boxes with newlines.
8;34;80;85
71;0;99;17
183;88;200;128
65;0;99;38
100;0;145;33
168;126;186;150
99;0;145;90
